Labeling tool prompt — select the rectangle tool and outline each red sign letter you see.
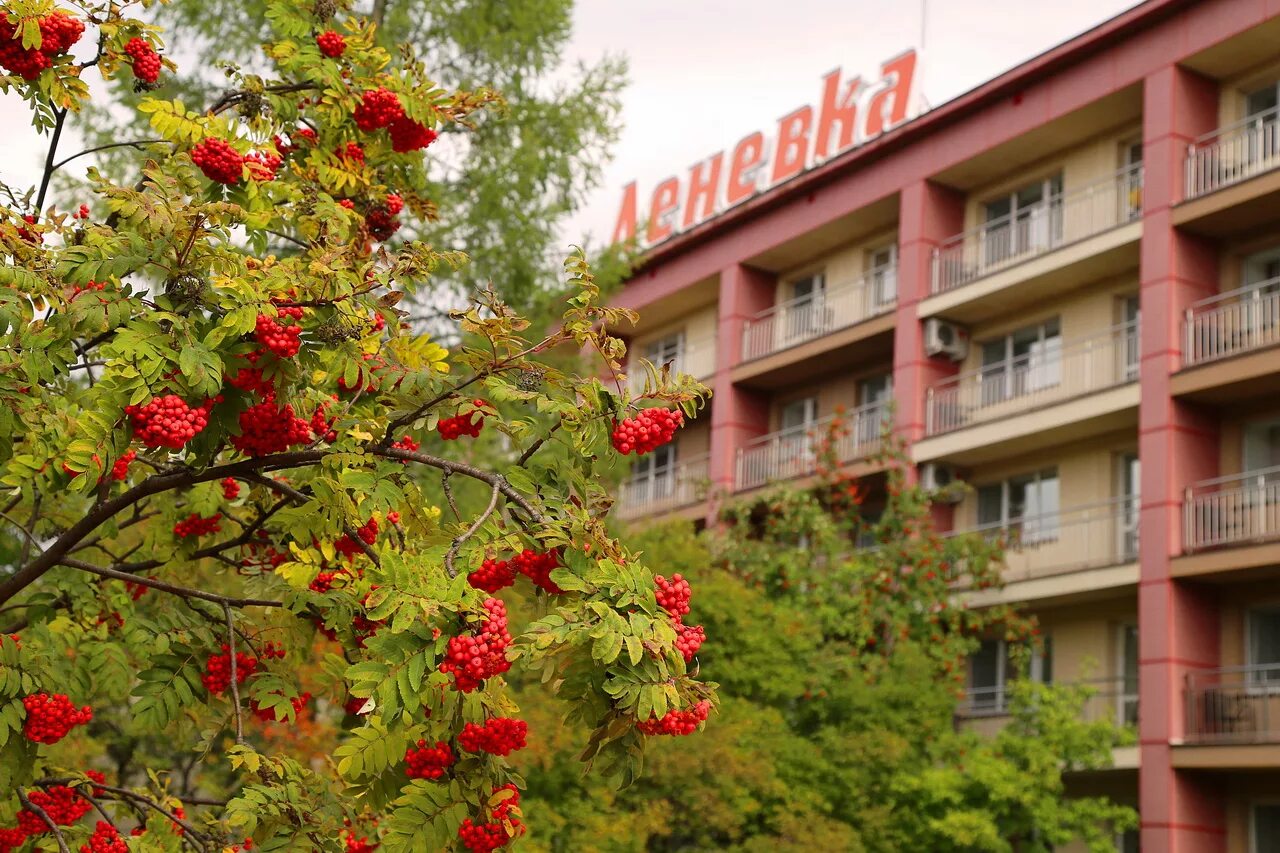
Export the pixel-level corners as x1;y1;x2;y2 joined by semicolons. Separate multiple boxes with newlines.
646;177;681;245
814;69;862;162
726;132;765;206
683;152;724;230
771;106;813;184
612;181;637;245
864;49;918;139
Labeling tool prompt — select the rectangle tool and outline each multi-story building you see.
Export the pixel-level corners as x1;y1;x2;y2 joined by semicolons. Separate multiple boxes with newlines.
605;1;1280;850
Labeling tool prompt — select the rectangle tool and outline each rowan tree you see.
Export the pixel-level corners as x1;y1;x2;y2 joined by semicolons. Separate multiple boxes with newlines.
0;2;710;850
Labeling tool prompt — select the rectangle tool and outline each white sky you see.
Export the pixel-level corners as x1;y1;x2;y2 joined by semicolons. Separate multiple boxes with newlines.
560;0;1143;248
1;1;1144;256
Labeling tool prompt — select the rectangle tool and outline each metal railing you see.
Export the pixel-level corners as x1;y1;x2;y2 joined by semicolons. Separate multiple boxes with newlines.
926;320;1139;436
740;267;898;362
1184;106;1280;200
957;675;1138;727
1184;466;1280;551
734;401;888;492
948;495;1140;583
931;164;1144;294
1183;278;1280;366
626;335;717;394
1185;663;1280;744
617;453;710;519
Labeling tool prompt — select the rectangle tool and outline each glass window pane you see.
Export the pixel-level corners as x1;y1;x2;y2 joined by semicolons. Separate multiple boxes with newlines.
1254;804;1280;852
981;339;1007;367
970;640;1000;689
780;398;816;431
1249;609;1280;667
1016;182;1045;208
1247;84;1279;118
977;485;1005;527
1007;477;1031;520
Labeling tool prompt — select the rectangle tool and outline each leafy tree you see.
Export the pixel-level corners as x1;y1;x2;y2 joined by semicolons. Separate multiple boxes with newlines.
0;2;709;850
65;0;627;316
518;430;1138;852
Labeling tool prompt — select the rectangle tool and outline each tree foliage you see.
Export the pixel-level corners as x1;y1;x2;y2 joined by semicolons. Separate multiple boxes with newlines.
0;2;707;850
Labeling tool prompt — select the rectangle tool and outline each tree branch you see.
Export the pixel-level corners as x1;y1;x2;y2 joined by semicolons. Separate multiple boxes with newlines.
58;558;283;608
243;473;380;566
51;139;166;175
34;108;68;212
444;481;500;578
17;789;71;853
224;603;245;745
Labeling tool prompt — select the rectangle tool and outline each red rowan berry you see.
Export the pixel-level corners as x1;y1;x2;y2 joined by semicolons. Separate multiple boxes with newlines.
366;207;400;241
231;399;312;456
439;598;511;692
15;785;92;834
437;412;483;440
22;693;92;743
316;30;346;57
467;557;516;593
191;138;244;184
384;193;404;215
457;717;527;756
73;203;89;219
674;622;705;662
334;517;379;558
611;407;683;455
353;87;404;131
173;512;221;538
222;477;241;500
123;36;160;84
337;141;365;165
404;739;454;780
636;699;710;736
511;547;564;594
201;645;259;695
80;820;128;853
653;573;691;618
125;395;216;449
388;117;438;153
110;450;136;481
245;150;282;181
250;691;310;721
254;306;304;357
344;834;376;853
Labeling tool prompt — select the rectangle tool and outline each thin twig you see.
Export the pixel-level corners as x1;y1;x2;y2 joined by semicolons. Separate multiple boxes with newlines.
441;470;460;520
444;481;501;579
17;789;71;853
59;558;282;608
34;108;68;212
224;603;244;745
516;420;562;467
51;139;166;174
244;474;381;566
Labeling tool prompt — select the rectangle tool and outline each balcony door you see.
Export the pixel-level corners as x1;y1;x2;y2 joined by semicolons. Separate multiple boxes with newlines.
1245;82;1280;170
1120;295;1140;381
1117;624;1139;727
1242;249;1280;346
856;375;893;448
1120;140;1143;220
977;468;1060;545
1117;453;1140;561
969;637;1052;714
867;244;898;308
982;173;1064;266
642;331;684;374
1253;803;1280;853
979;318;1062;405
777;397;818;475
784;273;827;344
630;443;676;505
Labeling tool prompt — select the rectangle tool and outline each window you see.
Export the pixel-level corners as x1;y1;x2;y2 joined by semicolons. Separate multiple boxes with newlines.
777;397;818;473
1117;829;1139;853
977;468;1060;545
1243;418;1280;472
1248;608;1280;686
628;443;676;503
856;375;893;445
783;273;827;341
979;318;1063;405
1118;624;1139;726
968;637;1052;713
641;331;684;372
1118;453;1140;561
1252;803;1280;853
1120;295;1140;380
1246;82;1279;121
1121;140;1143;219
866;244;897;307
1244;83;1280;167
981;173;1064;264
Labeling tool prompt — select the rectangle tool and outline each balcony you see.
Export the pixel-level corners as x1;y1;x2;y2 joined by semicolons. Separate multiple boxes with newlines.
1183;467;1280;552
1177;108;1280;236
617;454;709;520
734;402;887;492
957;676;1138;733
925;321;1139;441
626;334;716;395
1174;281;1280;403
1184;664;1280;745
930;165;1143;301
740;269;897;363
950;497;1139;595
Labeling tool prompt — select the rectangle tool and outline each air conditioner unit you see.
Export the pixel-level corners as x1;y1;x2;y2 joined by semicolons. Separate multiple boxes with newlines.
923;318;969;362
920;463;963;503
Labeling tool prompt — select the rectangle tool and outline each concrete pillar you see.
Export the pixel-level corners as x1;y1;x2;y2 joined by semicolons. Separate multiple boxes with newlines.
1137;63;1225;853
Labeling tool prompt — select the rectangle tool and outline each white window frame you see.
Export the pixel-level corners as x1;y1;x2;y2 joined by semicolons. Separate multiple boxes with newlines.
1116;452;1140;562
627;443;677;504
1250;800;1280;853
866;243;898;307
779;272;828;344
776;397;819;474
976;467;1061;546
641;330;685;374
1116;623;1139;727
1246;607;1280;690
978;317;1063;405
980;172;1065;265
968;637;1051;715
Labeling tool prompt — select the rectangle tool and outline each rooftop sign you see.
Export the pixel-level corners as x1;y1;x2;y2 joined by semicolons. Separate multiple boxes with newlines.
613;49;920;249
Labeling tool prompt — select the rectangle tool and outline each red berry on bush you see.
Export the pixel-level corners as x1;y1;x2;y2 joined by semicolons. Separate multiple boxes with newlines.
22;692;92;743
388;117;438;153
316;30;346;57
439;598;511;692
457;717;527;756
353;87;404;131
611;407;683;455
125;395;216;449
636;699;710;736
123;36;160;83
191;138;244;185
654;573;691;618
404;739;454;779
222;477;240;500
173;512;222;538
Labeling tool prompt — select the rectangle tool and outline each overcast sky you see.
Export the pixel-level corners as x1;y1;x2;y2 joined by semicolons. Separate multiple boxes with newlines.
560;0;1142;248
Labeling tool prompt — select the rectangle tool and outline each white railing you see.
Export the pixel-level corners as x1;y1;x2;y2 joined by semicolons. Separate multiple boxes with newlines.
948;495;1140;583
957;676;1137;727
626;335;716;394
926;320;1139;436
1183;278;1280;366
617;453;709;520
931;164;1144;294
1184;466;1280;551
734;402;888;492
1184;106;1280;200
1185;663;1280;744
740;267;898;362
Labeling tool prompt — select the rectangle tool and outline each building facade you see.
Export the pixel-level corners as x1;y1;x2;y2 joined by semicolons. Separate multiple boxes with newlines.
607;1;1280;850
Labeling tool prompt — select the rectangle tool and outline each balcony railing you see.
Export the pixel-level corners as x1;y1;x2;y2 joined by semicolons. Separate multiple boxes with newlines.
626;335;717;394
1183;466;1280;551
931;164;1144;295
734;401;888;492
740;267;898;362
1183;278;1280;367
1185;663;1280;744
1184;106;1280;200
957;676;1138;727
617;453;709;520
925;320;1139;436
948;495;1139;583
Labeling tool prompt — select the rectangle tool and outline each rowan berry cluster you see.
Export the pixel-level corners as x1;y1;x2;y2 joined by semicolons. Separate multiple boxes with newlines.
457;717;527;756
338;141;366;165
389;117;438;153
467;548;563;594
344;834;377;853
674;622;705;663
126;395;216;449
80;821;128;853
245;150;282;182
191;138;244;184
123;37;160;84
200;645;260;695
0;11;84;80
440;598;511;692
111;450;136;481
390;434;419;458
458;786;523;853
467;557;516;593
611;407;683;455
384;193;404;215
403;739;455;779
251;691;311;721
22;693;93;743
438;400;488;440
366;207;400;242
125;578;150;600
310;403;338;442
10;784;92;841
72;204;90;220
173;512;222;538
254;306;305;358
69;279;107;299
316;30;346;57
653;573;691;618
222;477;241;500
354;87;404;131
636;699;711;736
231;399;312;456
334;517;379;558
